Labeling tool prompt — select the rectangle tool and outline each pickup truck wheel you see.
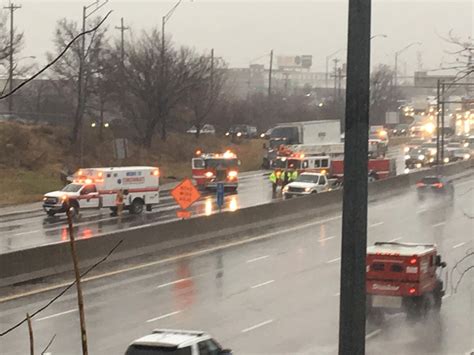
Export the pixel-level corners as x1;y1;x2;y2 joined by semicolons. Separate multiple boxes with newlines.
67;202;79;219
311;190;317;194
130;199;144;214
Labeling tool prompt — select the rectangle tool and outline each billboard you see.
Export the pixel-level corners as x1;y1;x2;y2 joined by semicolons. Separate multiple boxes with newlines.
277;55;313;69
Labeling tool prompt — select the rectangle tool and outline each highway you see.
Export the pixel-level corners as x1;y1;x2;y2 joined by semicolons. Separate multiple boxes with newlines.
0;174;472;354
0;146;406;254
0;171;273;253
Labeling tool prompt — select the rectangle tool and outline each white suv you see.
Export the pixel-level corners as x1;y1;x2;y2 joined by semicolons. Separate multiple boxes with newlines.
282;172;330;199
125;329;232;355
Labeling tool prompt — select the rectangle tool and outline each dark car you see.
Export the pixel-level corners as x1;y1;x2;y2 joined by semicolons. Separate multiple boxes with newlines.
405;148;431;168
416;176;454;201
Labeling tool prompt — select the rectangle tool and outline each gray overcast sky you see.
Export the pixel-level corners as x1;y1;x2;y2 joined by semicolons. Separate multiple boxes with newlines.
8;0;474;74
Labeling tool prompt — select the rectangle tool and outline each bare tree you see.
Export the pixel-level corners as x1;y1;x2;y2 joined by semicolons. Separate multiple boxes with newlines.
186;55;227;138
442;31;473;82
118;29;214;146
370;64;402;125
47;17;109;145
0;11;24;94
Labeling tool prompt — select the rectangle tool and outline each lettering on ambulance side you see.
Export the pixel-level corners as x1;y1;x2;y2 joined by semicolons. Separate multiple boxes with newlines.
123;177;145;184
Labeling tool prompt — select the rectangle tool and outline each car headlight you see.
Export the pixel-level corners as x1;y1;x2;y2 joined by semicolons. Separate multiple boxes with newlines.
444;157;450;163
418;154;425;160
404;147;410;153
43;197;47;201
236;132;242;137
205;171;213;178
404;155;411;160
401;129;406;133
282;186;289;192
304;187;311;192
464;154;471;160
463;142;469;147
225;132;230;136
228;170;238;178
429;157;434;163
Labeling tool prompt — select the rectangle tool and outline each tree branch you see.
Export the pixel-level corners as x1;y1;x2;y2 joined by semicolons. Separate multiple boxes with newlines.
0;10;112;101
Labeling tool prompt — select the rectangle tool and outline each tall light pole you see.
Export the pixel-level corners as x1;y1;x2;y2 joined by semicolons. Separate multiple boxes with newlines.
394;41;421;88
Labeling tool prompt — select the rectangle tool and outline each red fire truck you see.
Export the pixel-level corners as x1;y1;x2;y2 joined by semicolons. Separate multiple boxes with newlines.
272;153;396;182
192;150;240;191
366;242;446;324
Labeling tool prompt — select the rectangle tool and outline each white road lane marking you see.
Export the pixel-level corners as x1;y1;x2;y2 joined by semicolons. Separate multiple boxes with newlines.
327;257;341;264
319;235;336;242
36;309;76;322
251;280;275;289
241;319;274;333
388;237;402;242
1;215;343;303
156;278;193;289
246;255;270;263
433;222;446;228
146;310;182;323
369;222;384;228
365;329;382;340
453;242;467;249
13;230;38;236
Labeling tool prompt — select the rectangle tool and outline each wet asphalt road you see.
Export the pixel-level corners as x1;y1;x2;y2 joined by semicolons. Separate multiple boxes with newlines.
0;175;472;355
0;171;273;253
0;146;408;254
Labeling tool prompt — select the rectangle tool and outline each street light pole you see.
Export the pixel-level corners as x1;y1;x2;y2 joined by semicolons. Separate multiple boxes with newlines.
393;41;421;89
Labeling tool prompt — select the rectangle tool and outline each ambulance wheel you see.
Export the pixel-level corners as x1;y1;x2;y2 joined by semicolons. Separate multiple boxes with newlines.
130;198;144;214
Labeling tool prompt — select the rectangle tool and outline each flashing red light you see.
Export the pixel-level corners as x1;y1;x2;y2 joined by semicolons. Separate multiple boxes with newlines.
409;257;418;265
409;287;416;295
152;169;160;177
195;149;202;156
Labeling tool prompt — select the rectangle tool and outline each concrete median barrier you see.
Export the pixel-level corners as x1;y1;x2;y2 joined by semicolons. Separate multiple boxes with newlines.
1;160;472;287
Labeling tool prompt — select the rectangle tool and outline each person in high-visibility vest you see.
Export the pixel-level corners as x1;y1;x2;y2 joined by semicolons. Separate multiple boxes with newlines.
269;171;278;193
291;169;298;181
115;189;124;217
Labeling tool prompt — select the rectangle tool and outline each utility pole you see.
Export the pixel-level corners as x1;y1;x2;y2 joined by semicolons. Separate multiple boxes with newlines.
436;79;440;166
115;17;129;65
440;82;446;164
210;48;214;86
4;2;21;114
268;49;273;97
333;58;339;101
339;0;371;355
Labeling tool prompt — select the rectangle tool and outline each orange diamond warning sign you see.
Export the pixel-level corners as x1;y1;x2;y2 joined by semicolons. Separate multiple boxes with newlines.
171;179;201;210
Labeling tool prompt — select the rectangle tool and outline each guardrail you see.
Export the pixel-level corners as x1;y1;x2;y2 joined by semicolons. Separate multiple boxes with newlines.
0;160;472;287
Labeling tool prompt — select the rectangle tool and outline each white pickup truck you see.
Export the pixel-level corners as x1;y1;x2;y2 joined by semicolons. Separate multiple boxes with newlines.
282;172;330;199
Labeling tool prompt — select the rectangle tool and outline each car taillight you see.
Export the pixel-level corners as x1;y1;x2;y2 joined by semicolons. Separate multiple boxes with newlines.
409;287;416;295
416;182;425;188
432;182;443;188
409;257;417;265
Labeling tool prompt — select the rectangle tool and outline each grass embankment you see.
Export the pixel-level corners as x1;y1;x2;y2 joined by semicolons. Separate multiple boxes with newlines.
0;122;264;206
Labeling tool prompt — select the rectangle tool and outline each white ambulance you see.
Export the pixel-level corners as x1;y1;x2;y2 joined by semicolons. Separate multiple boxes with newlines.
42;166;160;217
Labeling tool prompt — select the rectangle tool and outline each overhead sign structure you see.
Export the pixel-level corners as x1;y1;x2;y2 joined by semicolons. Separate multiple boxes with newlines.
171;178;201;219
